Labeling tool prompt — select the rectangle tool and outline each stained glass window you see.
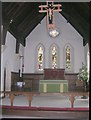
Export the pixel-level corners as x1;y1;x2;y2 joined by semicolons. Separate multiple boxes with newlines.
52;46;57;69
66;46;71;70
38;46;43;71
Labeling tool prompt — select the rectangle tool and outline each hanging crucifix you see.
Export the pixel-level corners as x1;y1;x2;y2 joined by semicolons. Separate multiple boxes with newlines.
39;0;62;29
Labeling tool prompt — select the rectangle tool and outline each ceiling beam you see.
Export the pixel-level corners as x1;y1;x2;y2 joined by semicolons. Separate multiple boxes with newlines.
71;2;90;22
16;5;40;32
2;11;11;45
11;3;31;25
8;24;26;47
4;3;20;19
2;3;25;45
23;14;46;38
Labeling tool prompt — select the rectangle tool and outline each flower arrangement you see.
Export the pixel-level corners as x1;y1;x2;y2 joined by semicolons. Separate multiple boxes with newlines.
77;63;89;83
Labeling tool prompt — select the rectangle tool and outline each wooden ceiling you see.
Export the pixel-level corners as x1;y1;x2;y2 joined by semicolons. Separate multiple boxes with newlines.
2;2;90;53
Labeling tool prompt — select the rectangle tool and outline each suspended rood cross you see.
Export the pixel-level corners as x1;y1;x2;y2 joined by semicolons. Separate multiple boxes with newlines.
39;1;62;29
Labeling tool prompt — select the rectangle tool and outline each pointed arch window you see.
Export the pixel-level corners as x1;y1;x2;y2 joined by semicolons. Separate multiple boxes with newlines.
64;44;74;72
49;44;59;69
38;46;43;71
35;44;44;72
66;46;71;70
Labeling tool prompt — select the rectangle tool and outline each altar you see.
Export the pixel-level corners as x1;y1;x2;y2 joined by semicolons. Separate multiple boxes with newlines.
39;80;68;93
44;68;65;80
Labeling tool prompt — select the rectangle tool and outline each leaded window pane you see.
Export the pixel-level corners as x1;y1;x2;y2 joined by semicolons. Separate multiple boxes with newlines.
38;46;43;71
66;46;71;70
52;46;57;69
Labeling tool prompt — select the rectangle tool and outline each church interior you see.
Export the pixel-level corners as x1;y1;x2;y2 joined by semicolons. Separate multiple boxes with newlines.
0;1;90;119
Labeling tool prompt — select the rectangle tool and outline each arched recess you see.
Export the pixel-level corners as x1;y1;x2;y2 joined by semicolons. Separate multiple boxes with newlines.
49;43;59;69
35;43;45;72
63;43;74;73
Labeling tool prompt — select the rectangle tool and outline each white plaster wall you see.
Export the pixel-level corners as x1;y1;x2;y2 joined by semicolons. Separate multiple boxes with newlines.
1;33;25;91
84;43;89;65
84;43;90;81
24;12;85;73
19;43;24;56
13;44;24;72
1;32;16;91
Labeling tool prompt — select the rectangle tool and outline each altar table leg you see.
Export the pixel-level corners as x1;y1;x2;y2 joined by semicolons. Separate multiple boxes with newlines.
69;95;75;108
9;94;15;106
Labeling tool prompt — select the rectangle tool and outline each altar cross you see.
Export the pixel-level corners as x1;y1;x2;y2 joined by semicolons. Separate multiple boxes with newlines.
39;1;62;29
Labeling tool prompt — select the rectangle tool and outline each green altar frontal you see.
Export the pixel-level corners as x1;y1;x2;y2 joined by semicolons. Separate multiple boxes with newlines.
39;80;68;93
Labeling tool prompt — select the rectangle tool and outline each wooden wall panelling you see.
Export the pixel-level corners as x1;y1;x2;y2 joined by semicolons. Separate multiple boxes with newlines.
44;69;65;80
11;72;80;92
11;72;20;91
11;72;44;91
32;79;39;91
23;78;32;91
65;73;78;91
22;73;44;91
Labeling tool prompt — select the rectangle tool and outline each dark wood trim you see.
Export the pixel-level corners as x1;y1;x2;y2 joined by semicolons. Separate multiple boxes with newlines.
2;24;8;45
15;39;20;54
11;72;44;75
23;73;44;75
2;10;11;45
3;68;6;97
65;73;78;75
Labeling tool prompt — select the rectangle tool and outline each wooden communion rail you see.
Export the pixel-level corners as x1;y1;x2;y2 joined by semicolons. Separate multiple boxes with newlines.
1;91;89;108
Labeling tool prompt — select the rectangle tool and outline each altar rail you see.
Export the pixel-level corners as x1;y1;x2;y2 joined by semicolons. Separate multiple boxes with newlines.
1;91;89;108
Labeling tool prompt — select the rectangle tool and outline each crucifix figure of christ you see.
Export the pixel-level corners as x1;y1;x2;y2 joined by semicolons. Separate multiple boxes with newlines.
39;1;62;29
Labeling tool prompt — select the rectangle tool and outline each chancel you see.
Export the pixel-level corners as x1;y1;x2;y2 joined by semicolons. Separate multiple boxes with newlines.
1;1;90;119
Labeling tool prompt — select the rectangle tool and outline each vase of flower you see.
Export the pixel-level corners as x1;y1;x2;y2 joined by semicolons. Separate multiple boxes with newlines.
83;81;89;92
77;63;89;92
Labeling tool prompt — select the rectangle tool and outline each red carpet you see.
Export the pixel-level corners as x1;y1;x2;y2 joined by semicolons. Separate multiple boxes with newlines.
1;105;89;111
